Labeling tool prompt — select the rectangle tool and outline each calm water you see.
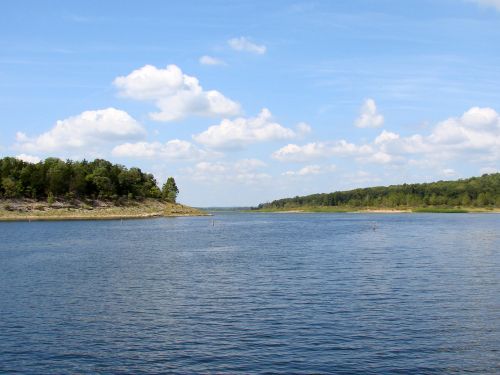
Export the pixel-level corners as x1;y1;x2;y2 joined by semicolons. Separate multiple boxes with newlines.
0;213;499;374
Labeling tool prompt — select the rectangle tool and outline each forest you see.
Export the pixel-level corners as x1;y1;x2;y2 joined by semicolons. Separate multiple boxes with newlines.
257;173;500;210
0;157;178;203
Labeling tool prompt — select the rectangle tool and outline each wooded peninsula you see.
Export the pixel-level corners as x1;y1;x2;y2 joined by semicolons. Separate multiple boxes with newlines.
0;157;206;220
255;173;500;213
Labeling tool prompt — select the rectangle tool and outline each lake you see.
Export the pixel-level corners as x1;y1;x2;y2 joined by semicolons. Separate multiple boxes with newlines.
0;213;499;374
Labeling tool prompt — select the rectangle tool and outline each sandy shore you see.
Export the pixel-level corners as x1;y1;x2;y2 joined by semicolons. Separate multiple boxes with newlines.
0;198;209;222
253;207;499;214
352;209;411;213
273;210;309;213
264;209;410;214
0;213;209;222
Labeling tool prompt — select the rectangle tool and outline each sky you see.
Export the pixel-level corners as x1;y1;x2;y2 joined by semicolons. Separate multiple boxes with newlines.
1;0;500;206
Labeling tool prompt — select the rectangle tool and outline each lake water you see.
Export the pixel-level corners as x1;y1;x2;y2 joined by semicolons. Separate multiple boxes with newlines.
0;213;499;374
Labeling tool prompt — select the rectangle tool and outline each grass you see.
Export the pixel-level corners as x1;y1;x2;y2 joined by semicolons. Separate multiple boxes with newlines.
412;207;470;213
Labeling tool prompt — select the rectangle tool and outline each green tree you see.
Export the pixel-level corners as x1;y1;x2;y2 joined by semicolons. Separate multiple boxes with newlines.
45;158;70;196
0;156;169;201
47;191;55;205
257;172;500;210
2;177;21;198
118;167;143;197
162;177;179;203
69;161;89;197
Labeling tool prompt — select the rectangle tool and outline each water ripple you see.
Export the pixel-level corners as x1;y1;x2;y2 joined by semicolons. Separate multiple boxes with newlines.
0;213;499;373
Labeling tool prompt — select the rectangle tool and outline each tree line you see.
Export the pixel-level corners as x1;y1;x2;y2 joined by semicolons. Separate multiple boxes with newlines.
0;157;179;203
257;173;500;209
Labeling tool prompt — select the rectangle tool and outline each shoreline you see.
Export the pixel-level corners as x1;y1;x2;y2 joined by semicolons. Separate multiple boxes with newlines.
0;198;210;222
0;213;209;222
249;207;500;214
351;209;411;213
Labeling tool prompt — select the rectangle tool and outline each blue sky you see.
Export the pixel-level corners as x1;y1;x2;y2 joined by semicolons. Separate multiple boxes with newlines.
1;0;500;206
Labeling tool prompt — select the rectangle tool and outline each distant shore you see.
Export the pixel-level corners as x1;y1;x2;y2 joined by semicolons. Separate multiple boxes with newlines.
0;198;209;222
249;206;500;214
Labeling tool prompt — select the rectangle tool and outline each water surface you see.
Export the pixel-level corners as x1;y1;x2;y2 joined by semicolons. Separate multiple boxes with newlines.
1;213;499;373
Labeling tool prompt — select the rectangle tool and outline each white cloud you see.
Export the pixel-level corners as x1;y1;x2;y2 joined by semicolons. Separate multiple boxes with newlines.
228;37;267;54
282;164;336;177
15;108;146;154
387;107;500;160
113;64;241;121
296;122;312;136
199;55;226;66
479;166;499;174
16;154;41;164
112;139;215;161
273;141;372;162
193;109;300;149
442;168;457;177
356;107;500;165
183;159;270;184
361;151;398;164
273;106;500;168
283;165;321;176
374;130;399;144
356;109;498;166
468;0;500;11
234;158;267;170
355;98;384;128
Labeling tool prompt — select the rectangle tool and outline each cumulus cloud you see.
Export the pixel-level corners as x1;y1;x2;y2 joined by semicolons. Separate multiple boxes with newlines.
273;106;500;168
183;159;270;184
16;154;41;164
113;64;241;121
112;139;216;161
361;108;500;164
193;109;301;149
199;55;226;66
228;37;267;54
379;107;500;160
282;164;336;177
355;98;384;128
374;130;399;144
296;122;312;135
479;166;499;174
360;151;400;164
273;141;372;162
15;108;146;154
468;0;500;10
442;168;457;177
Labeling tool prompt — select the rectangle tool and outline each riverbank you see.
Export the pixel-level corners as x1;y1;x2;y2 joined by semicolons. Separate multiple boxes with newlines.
249;206;500;214
0;198;209;221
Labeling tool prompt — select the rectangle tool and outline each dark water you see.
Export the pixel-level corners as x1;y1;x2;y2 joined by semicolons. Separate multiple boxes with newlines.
0;213;499;374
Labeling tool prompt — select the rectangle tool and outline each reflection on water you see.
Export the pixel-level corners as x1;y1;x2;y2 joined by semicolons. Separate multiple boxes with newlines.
0;213;499;373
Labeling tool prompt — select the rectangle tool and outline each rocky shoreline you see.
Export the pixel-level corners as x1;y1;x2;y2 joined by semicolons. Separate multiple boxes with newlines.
0;198;209;221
